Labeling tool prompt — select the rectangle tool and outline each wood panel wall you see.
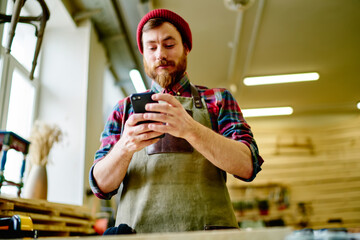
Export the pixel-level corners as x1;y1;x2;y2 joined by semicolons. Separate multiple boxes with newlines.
227;116;360;230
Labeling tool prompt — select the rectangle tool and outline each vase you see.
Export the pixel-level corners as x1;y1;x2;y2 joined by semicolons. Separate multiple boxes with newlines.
22;164;48;200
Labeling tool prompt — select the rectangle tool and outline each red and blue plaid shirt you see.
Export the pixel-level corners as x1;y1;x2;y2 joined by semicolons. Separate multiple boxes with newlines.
90;74;263;199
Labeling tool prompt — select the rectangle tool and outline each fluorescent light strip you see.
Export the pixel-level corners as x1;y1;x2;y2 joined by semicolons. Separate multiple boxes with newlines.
242;107;293;117
357;102;360;110
129;69;147;93
244;72;319;86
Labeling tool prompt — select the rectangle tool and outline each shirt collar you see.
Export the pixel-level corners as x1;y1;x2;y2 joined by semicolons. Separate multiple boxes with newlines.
150;74;191;96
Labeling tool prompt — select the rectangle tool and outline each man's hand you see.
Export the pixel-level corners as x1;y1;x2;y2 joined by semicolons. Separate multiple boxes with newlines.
93;109;164;194
143;93;196;139
143;93;253;180
117;112;164;155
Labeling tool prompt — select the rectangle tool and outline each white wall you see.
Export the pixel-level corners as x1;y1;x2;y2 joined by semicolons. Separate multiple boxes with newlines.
37;0;107;205
103;69;125;122
83;23;108;205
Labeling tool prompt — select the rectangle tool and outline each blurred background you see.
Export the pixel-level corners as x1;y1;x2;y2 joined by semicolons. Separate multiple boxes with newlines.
0;0;359;234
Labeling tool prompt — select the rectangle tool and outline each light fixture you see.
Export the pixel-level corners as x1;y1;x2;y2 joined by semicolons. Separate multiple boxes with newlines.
224;0;255;11
242;107;293;117
243;72;319;86
357;102;360;110
129;69;146;93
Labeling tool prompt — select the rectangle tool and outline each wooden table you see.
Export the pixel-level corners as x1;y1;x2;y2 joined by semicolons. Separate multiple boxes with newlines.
0;195;293;239
41;227;293;240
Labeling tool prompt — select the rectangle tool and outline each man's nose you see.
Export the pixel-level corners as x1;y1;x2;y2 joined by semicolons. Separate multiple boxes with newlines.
155;46;167;60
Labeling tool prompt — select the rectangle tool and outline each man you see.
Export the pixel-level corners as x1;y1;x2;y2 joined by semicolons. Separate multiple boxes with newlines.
90;9;263;233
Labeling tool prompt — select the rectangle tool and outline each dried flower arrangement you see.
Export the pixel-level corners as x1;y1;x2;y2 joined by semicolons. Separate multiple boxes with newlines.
28;121;62;166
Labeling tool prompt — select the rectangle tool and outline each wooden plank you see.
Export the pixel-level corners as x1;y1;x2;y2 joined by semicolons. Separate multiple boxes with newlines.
33;223;95;234
256;170;360;182
0;196;91;214
276;177;360;187
0;196;93;220
0;210;94;226
291;184;360;194
311;222;360;229
230;121;360;230
0;196;95;236
292;188;360;198
291;193;360;203
0;201;14;210
312;211;360;221
258;163;360;176
0;198;59;216
312;200;360;211
309;213;360;223
311;207;360;217
262;157;360;169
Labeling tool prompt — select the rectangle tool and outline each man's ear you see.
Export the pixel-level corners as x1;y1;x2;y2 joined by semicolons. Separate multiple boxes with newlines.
184;44;190;55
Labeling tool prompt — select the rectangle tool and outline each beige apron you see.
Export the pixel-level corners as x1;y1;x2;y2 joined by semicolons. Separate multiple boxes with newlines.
115;85;238;233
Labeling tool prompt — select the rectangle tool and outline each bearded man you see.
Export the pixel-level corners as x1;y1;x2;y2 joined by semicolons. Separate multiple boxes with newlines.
90;9;263;234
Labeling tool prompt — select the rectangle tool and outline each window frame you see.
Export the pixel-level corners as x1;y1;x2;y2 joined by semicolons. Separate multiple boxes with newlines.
0;0;39;131
0;50;39;130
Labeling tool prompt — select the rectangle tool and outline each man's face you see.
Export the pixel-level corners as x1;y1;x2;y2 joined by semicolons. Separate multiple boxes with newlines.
142;22;189;89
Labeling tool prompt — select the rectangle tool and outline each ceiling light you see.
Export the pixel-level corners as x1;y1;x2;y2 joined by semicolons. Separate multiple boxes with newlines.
242;107;293;117
129;69;146;93
357;102;360;110
224;0;255;11
229;84;238;93
243;72;319;86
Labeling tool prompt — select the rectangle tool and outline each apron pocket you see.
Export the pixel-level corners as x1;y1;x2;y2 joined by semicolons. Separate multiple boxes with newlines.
146;133;193;155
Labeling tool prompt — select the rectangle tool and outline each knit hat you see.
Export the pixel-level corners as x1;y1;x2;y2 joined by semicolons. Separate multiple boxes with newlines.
136;9;192;54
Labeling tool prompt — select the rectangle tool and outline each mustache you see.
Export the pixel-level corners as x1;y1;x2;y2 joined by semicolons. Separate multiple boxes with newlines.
155;59;175;68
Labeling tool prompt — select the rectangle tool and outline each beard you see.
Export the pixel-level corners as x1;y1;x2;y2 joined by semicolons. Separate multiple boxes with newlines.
144;50;187;89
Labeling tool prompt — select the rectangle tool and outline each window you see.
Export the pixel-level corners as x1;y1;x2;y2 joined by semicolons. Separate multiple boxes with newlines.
6;68;36;137
0;0;39;196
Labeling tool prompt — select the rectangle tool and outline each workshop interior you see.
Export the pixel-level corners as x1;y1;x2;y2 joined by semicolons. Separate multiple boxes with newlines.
0;0;359;239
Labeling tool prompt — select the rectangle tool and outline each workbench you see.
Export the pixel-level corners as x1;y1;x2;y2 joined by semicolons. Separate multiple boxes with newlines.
39;227;293;240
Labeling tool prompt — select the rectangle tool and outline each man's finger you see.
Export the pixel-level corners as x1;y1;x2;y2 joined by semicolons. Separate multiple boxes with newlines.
127;113;147;126
152;93;181;107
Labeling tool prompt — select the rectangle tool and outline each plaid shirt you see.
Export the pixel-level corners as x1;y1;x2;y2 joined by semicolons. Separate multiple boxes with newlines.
90;74;264;199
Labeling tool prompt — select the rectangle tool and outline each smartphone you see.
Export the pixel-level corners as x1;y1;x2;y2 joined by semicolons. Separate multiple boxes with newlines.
130;91;165;138
130;91;157;115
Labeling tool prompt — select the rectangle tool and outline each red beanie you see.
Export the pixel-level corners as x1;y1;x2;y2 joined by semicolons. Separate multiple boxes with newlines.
136;9;192;54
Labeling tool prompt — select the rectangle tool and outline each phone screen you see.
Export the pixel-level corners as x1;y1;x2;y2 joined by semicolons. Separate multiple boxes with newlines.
130;91;165;139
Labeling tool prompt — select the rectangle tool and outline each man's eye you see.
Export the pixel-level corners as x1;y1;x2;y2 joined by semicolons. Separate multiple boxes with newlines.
165;44;174;48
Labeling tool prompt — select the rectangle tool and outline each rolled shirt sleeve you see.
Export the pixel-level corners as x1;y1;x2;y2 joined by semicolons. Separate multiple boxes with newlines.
89;98;128;199
202;88;264;181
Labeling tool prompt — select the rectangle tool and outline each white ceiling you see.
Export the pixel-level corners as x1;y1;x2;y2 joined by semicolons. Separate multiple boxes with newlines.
63;0;360;120
152;0;360;117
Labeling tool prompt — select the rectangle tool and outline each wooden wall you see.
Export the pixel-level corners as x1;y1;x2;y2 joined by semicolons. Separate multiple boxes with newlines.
227;116;360;230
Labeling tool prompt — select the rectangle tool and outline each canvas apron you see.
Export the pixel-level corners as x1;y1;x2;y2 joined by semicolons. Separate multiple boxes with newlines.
115;85;238;233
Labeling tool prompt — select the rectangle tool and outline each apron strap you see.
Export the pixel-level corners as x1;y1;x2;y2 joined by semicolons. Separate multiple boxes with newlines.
190;83;203;109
